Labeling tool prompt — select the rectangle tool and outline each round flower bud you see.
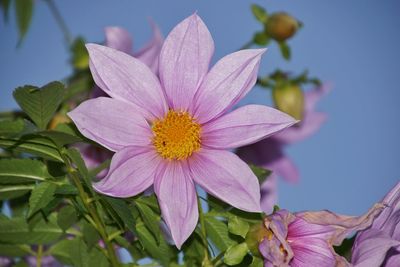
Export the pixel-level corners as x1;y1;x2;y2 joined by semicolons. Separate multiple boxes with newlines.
272;84;304;120
265;12;299;42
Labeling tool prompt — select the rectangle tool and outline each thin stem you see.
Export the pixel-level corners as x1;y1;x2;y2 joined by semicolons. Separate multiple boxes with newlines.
36;245;43;267
197;195;210;261
62;155;120;267
43;0;73;45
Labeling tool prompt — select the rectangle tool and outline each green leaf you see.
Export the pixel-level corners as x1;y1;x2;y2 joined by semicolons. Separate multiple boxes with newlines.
39;130;82;148
0;136;63;162
0;244;31;257
0;118;25;137
0;184;33;200
251;4;268;24
228;216;250;238
57;205;78;231
204;216;236;251
135;200;161;242
81;221;100;249
0;0;11;22
253;32;270;46
0;158;52;184
136;219;175;266
249;256;264;267
250;164;272;185
28;182;57;217
50;237;92;267
64;72;93;101
71;37;89;70
0;214;63;244
102;196;136;234
278;41;291;60
15;0;33;45
64;147;89;183
54;184;78;195
13;82;65;130
224;243;249;265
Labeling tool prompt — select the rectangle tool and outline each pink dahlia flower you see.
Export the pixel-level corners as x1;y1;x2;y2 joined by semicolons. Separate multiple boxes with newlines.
351;182;400;267
259;205;383;267
237;84;330;212
68;14;296;248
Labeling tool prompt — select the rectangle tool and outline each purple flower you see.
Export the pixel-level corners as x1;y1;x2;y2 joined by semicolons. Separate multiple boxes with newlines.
351;182;400;267
259;204;384;267
68;13;296;248
237;84;330;212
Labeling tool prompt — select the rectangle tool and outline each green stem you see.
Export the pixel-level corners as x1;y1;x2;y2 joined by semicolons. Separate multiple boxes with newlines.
36;245;43;267
43;0;73;45
62;155;120;267
197;195;210;261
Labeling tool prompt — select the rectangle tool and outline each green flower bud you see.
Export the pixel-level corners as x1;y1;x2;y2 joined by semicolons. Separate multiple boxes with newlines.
272;84;304;120
265;12;299;42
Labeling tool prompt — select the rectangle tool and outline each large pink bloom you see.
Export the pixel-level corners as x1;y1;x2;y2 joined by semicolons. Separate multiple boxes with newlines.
237;84;330;212
259;205;384;267
68;14;296;248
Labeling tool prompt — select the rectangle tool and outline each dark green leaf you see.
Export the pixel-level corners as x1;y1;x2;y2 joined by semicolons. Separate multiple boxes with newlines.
0;119;25;137
228;216;250;238
224;243;249;265
0;158;52;184
204;216;236;251
0;244;31;256
54;184;78;195
50;237;91;267
0;136;63;162
28;182;57;217
65;147;89;183
0;0;11;22
182;232;205;266
251;4;268;24
334;235;355;261
278;42;291;60
102;196;136;234
249;164;272;185
39;130;81;148
0;184;33;200
57;205;78;231
81;221;100;249
135;201;161;242
15;0;33;45
0;214;63;244
13;82;65;130
253;32;270;46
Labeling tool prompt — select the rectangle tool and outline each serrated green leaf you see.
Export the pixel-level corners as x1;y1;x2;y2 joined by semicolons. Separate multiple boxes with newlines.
0;244;31;257
57;205;78;231
278;41;291;60
228;216;250;238
251;4;268;24
0;158;52;184
204;216;236;251
136;219;175;266
15;0;33;45
0;214;63;244
135;201;161;242
102;196;136;234
224;243;249;265
28;182;57;217
50;237;90;267
0;184;33;200
0;136;63;162
13;82;65;130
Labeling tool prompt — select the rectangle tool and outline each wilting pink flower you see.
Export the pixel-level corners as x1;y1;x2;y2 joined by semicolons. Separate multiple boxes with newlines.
237;84;330;212
259;204;383;267
68;13;296;248
351;182;400;267
80;21;164;176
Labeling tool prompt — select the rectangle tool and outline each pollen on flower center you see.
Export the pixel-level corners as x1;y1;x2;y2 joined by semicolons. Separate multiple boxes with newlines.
152;110;201;160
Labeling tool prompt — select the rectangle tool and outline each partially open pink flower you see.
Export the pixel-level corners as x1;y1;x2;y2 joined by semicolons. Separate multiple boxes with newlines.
68;13;296;248
351;182;400;267
259;204;383;267
237;84;330;212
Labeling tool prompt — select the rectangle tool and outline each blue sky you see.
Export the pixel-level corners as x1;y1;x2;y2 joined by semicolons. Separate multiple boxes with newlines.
1;0;399;216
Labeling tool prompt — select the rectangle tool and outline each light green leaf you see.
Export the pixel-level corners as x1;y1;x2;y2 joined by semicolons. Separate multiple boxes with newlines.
50;238;90;267
15;0;33;45
249;256;264;267
251;4;268;24
70;37;89;70
224;243;249;265
13;82;65;130
0;184;33;200
278;41;291;60
28;182;57;217
0;158;52;184
204;216;236;251
228;216;250;238
57;205;78;231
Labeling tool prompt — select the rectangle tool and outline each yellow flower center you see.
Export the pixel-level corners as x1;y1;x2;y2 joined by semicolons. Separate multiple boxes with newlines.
152;110;201;160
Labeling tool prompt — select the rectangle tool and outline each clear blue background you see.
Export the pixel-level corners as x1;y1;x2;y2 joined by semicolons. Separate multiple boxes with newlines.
1;0;399;216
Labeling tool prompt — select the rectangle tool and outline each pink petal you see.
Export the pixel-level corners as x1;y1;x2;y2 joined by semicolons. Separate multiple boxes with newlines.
269;155;300;183
68;97;152;152
189;149;261;212
289;237;336;267
133;20;164;74
93;147;159;197
159;13;214;111
105;27;133;54
154;161;198;249
193;48;266;124
202;104;296;149
86;43;168;120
